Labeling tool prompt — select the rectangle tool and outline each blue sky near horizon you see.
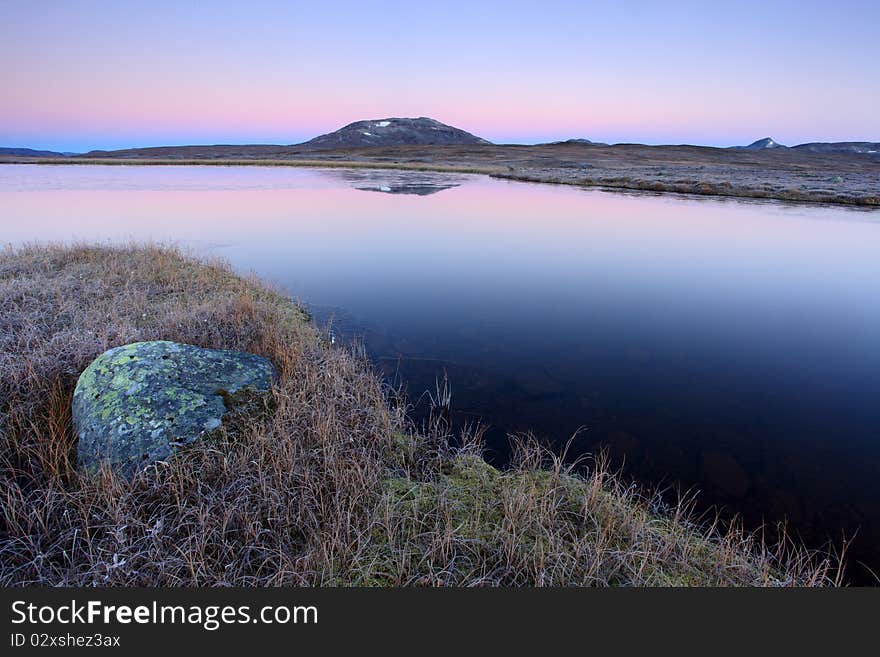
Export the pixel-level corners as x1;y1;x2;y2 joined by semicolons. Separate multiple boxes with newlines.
1;0;878;151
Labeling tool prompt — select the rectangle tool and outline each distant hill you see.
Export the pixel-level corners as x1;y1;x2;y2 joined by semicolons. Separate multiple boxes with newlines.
297;117;490;150
80;144;298;159
792;142;880;155
0;147;68;157
540;138;607;146
735;138;879;155
737;138;787;150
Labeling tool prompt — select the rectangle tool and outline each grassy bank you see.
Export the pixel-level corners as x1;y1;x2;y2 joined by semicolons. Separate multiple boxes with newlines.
0;156;500;177
0;244;841;586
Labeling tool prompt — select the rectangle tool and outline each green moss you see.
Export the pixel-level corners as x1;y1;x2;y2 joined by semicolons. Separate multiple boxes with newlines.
384;432;419;469
368;450;787;586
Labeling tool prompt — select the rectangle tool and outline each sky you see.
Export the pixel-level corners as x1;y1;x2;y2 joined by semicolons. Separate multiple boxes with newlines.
1;0;878;152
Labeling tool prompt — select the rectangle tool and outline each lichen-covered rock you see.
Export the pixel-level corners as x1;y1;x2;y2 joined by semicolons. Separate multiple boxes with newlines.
72;341;277;477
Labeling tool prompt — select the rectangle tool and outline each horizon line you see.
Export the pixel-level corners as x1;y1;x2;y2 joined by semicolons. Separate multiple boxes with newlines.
4;132;879;155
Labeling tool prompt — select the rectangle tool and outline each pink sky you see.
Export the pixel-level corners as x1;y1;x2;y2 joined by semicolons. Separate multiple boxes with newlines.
2;1;878;151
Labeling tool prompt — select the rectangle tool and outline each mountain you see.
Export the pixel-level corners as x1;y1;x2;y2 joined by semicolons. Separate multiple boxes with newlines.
734;138;879;155
792;142;880;155
0;147;68;157
297;117;490;150
738;137;787;150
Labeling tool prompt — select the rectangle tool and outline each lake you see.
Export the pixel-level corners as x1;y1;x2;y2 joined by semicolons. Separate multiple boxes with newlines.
3;164;879;581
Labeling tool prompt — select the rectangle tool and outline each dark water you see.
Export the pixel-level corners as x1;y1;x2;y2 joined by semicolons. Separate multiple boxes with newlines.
3;164;879;581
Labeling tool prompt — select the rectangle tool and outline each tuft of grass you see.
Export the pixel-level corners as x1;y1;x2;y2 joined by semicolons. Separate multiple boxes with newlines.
0;244;841;586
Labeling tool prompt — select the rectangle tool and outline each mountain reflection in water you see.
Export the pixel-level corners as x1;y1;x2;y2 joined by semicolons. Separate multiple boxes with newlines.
321;168;467;195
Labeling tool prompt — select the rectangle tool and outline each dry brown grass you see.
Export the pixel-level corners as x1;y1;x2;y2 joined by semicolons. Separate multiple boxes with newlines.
0;244;842;586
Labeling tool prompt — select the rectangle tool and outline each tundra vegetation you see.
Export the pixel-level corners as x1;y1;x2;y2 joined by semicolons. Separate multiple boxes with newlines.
0;244;842;586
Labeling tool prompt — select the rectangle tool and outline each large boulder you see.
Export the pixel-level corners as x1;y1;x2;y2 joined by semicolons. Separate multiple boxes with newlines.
72;341;277;477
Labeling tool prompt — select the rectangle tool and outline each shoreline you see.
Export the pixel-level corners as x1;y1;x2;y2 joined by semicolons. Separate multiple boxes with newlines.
3;143;878;208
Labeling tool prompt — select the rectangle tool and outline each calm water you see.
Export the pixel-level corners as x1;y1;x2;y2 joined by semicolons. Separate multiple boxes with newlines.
3;164;880;581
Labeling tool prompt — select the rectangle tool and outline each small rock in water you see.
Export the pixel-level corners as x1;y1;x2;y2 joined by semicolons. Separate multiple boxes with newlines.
72;340;277;477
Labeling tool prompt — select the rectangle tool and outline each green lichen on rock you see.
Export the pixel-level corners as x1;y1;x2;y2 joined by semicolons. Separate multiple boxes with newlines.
72;340;277;477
